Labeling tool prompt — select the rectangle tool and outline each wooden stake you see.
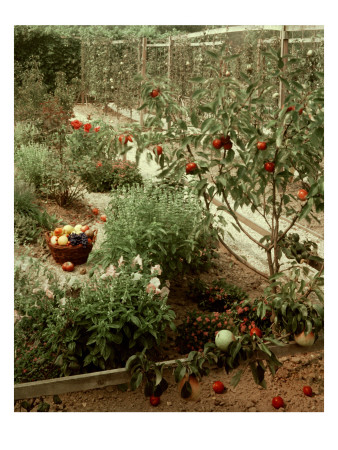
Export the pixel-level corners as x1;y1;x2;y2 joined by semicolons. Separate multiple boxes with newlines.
279;26;289;109
140;37;147;127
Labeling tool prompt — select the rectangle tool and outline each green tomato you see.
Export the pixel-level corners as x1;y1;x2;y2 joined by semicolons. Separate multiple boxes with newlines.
215;330;235;351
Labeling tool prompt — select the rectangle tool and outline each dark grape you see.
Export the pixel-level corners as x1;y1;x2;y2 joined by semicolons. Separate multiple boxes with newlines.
69;232;88;247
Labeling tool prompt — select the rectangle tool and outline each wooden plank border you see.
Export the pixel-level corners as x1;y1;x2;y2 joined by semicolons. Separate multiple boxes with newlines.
14;337;323;400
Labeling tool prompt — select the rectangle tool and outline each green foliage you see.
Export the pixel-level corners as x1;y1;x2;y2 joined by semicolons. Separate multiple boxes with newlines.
279;232;323;266
188;278;248;311
14;259;175;381
14;181;57;245
89;182;218;277
78;158;143;193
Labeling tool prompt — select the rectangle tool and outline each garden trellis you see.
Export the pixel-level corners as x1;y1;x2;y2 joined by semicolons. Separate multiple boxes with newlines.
80;25;324;124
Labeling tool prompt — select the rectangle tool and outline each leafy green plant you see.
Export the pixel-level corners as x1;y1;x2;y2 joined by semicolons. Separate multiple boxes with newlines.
77;157;143;192
14;258;175;380
188;278;248;311
89;182;218;277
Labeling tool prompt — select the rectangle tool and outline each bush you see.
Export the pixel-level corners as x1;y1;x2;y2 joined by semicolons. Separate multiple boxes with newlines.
175;297;273;354
14;259;175;381
188;278;248;312
15;142;86;207
14;181;57;244
78;157;143;192
14;122;41;151
89;183;218;277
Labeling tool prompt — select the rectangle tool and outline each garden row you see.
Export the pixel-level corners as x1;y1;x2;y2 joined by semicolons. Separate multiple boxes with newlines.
14;36;324;405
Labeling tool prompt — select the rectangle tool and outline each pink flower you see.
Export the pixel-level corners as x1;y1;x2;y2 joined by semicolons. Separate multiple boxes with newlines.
217;322;222;328
45;289;54;299
146;283;157;294
204;317;210;323
203;331;208;336
240;324;247;333
196;317;202;322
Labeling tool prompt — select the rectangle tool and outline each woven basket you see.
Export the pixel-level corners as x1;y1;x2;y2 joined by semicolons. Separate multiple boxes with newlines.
45;231;97;265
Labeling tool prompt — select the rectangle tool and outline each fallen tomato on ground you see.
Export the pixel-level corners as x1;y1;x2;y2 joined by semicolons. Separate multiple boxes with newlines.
150;89;160;98
149;395;160;406
272;396;284;409
303;386;313;397
100;215;107;222
62;262;75;272
212;381;225;394
92;208;99;215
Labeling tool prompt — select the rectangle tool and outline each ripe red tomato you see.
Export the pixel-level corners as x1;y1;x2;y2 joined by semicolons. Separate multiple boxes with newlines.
212;139;223;150
264;162;275;173
250;327;262;338
96;161;102;168
220;135;230;145
118;134;125;144
92;208;99;215
100;215;107;222
297;189;308;201
303;386;313;397
127;135;133;143
287;105;296;112
223;141;233;150
272;396;284;409
149;395;160;406
186;162;197;174
212;381;225;394
298;108;304;115
150;89;160;98
156;145;163;155
62;261;75;272
257;141;267;150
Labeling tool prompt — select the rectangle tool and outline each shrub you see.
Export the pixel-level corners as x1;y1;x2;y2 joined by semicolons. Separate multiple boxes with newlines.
14;122;41;152
77;157;143;192
89;183;218;277
14;181;57;244
175;298;273;354
15;143;86;207
14;258;175;381
188;278;248;312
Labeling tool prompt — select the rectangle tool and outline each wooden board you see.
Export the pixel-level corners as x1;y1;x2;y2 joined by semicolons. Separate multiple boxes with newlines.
14;337;323;400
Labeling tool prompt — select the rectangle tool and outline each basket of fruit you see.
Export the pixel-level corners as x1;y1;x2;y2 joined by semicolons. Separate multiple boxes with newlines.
46;224;97;265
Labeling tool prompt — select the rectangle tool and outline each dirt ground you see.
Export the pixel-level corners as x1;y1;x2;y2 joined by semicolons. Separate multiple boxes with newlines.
14;103;324;413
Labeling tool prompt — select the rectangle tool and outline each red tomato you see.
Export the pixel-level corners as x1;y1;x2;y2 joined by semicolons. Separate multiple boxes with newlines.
127;135;133;143
287;105;296;112
62;262;75;272
150;89;160;98
54;228;63;237
297;189;308;201
303;386;313;397
272;396;284;409
212;139;223;150
96;161;102;168
81;225;89;232
118;134;125;144
264;162;275;173
212;381;225;394
223;141;233;150
257;141;267;150
298;108;304;115
220;135;230;145
100;215;107;222
149;395;160;406
186;162;197;174
156;145;163;155
250;327;262;338
92;208;99;215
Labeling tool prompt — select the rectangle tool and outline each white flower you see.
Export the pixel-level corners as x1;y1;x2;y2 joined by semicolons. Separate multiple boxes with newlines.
159;286;170;298
149;277;161;288
101;265;120;279
118;255;125;267
59;297;66;306
146;283;157;294
132;254;143;269
131;272;142;281
150;264;162;276
32;288;40;294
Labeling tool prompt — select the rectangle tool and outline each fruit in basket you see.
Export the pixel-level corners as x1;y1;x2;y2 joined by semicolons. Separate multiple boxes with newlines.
54;228;63;237
62;262;75;272
215;330;235;351
81;225;89;232
58;235;68;246
85;229;95;239
69;232;89;248
74;224;83;231
63;225;74;234
50;236;58;245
